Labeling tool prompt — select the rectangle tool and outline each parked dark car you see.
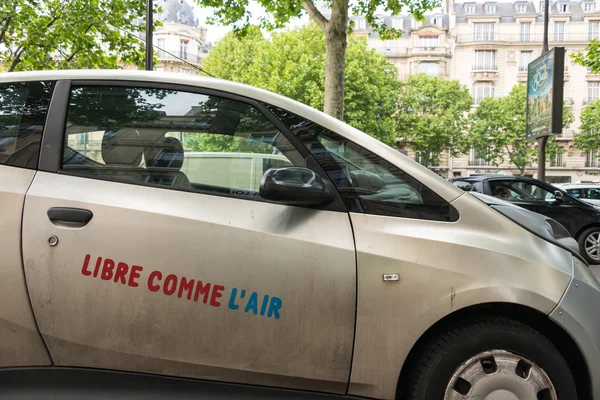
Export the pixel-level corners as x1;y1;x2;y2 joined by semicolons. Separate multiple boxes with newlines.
450;175;600;264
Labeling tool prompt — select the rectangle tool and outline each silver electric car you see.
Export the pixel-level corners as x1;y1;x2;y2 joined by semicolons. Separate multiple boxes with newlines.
0;70;599;400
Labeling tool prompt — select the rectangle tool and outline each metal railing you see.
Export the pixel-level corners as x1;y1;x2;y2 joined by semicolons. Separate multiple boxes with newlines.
157;50;202;63
457;33;594;43
472;64;498;71
468;160;492;166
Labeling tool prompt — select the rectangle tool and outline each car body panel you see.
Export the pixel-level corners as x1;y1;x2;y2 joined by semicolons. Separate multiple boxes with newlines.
550;256;600;400
348;193;572;399
22;171;356;393
0;165;51;366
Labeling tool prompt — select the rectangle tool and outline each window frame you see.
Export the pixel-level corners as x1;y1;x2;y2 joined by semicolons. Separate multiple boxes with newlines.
38;79;347;212
584;2;595;12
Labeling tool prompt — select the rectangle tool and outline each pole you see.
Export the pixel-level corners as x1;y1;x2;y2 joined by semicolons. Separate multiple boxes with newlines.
537;136;549;181
145;0;153;71
538;0;550;180
542;0;549;53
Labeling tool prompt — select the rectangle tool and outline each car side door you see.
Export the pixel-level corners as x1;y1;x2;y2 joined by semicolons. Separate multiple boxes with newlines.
22;81;356;393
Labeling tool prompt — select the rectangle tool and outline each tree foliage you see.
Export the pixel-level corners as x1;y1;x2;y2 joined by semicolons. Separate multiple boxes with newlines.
571;39;600;73
195;0;438;120
395;74;472;166
202;23;401;145
574;98;600;152
468;83;574;175
0;0;159;71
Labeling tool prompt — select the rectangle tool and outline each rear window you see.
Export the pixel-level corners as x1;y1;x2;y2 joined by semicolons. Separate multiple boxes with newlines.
0;81;54;169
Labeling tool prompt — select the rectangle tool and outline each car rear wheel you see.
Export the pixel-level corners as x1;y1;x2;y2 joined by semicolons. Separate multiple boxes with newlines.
578;227;600;264
404;316;577;400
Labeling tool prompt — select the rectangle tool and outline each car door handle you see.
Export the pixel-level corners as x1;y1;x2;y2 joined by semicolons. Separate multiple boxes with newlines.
47;207;93;227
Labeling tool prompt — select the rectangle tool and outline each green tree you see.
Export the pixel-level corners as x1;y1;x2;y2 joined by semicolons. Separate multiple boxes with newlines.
0;0;159;71
574;99;600;152
196;0;437;121
202;23;401;145
572;39;600;73
395;74;472;166
468;83;574;176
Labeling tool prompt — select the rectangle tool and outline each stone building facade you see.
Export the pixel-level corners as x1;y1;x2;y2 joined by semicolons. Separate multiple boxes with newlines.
359;0;600;183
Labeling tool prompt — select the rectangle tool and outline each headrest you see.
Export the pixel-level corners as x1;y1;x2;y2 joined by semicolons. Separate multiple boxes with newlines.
145;137;184;170
101;130;144;166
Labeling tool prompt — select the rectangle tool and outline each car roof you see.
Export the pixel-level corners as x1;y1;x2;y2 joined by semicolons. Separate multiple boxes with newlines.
0;70;465;202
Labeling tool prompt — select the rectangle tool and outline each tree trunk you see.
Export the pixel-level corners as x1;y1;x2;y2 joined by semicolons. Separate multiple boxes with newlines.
323;1;348;121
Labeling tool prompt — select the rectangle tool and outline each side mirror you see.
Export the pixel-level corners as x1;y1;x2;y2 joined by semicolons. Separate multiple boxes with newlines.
260;167;336;206
554;190;564;203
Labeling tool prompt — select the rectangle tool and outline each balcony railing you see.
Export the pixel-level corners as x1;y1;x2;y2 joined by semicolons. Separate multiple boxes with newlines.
586;160;600;168
468;160;492;166
157;50;202;63
457;33;594;43
472;64;498;71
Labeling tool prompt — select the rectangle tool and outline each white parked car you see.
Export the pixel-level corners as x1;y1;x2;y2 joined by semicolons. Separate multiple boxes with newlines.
0;70;599;400
556;183;600;206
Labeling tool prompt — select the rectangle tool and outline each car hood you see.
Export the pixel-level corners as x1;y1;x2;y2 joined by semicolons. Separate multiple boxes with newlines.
469;192;584;263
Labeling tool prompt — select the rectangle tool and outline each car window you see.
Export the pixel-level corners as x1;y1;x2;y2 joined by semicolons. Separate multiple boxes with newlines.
490;180;555;201
566;188;582;198
584;187;600;200
62;86;302;199
452;180;478;192
264;104;458;222
0;81;54;169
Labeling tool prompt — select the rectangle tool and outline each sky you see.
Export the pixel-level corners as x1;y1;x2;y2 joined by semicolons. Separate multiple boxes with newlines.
193;3;311;43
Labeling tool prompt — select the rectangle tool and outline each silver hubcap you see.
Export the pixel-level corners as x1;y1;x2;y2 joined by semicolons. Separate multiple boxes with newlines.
585;231;600;260
444;350;557;400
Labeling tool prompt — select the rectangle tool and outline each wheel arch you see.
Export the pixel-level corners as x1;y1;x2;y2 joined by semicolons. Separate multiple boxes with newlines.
575;223;600;241
395;302;591;400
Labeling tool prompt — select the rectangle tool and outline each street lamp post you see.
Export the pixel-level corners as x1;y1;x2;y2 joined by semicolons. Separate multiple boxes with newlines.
537;0;550;181
145;0;153;71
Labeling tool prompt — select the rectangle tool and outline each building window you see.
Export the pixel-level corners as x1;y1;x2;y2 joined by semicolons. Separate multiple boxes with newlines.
431;16;442;26
584;2;595;12
590;21;600;40
516;3;527;12
473;23;495;40
180;40;188;59
418;36;440;47
554;21;565;41
486;3;497;12
589;81;600;101
469;147;492;166
586;149;599;167
519;51;533;71
539;1;546;12
465;4;476;13
355;17;366;30
558;3;569;13
392;17;403;30
551;152;564;167
520;22;531;41
411;18;423;29
180;68;190;74
418;62;439;77
157;38;165;57
473;50;497;70
473;82;495;105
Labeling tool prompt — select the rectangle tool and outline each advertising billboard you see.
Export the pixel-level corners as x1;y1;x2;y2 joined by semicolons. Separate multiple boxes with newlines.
526;47;565;140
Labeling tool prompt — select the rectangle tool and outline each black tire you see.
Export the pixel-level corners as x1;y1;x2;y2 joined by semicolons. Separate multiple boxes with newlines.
578;227;600;265
404;316;577;400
